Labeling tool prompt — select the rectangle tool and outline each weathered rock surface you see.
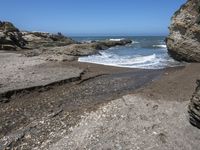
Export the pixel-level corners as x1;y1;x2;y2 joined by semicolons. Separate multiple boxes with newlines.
188;80;200;128
0;21;132;59
23;39;132;58
167;0;200;129
0;21;77;51
0;21;27;50
20;39;132;63
22;31;77;49
166;0;200;62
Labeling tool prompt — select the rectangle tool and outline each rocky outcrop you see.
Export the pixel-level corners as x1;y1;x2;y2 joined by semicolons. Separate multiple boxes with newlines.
62;39;132;56
23;39;132;58
166;0;200;62
188;80;200;128
0;21;77;51
0;21;132;59
0;21;27;50
22;31;77;49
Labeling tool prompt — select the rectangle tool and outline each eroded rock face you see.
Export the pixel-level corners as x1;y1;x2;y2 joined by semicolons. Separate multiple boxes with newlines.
0;21;77;51
0;21;27;50
0;21;132;59
188;80;200;128
62;39;132;56
23;39;132;57
166;0;200;62
22;31;77;49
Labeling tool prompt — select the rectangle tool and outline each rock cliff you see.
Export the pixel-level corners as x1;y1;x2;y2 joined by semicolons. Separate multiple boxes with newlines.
166;0;200;62
166;0;200;129
188;80;200;128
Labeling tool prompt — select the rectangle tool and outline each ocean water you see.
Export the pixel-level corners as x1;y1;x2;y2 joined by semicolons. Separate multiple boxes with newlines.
72;36;182;69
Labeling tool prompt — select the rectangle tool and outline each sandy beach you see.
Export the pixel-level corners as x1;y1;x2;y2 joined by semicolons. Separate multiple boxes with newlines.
0;48;200;149
49;63;200;150
1;1;200;147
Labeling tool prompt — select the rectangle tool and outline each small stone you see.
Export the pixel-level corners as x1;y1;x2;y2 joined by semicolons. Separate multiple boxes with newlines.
152;105;159;111
157;133;167;144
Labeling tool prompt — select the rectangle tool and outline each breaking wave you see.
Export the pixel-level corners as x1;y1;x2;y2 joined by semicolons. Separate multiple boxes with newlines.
78;51;181;69
77;36;183;69
109;38;125;41
153;45;167;48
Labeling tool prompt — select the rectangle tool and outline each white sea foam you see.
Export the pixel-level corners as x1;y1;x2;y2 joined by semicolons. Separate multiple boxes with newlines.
78;51;179;69
153;45;167;48
132;40;140;44
78;38;182;69
118;54;156;65
109;38;125;41
81;40;92;44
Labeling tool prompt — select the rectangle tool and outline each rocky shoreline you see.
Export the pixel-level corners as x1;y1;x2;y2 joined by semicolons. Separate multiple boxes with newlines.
1;61;200;149
0;0;200;148
0;21;136;149
0;62;165;149
0;21;132;102
0;21;132;61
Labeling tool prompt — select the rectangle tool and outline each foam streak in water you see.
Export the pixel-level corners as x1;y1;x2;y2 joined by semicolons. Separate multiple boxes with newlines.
153;45;167;48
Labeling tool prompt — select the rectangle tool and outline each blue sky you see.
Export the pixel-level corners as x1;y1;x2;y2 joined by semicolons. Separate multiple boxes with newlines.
1;0;186;36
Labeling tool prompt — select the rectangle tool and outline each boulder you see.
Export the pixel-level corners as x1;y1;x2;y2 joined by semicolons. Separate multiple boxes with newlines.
166;0;200;62
188;80;200;128
0;21;27;50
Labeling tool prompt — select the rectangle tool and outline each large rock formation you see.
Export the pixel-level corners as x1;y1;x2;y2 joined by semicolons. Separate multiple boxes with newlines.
166;0;200;129
0;21;27;50
0;21;77;50
0;21;132;59
23;39;132;58
166;0;200;62
61;39;132;56
22;31;77;49
188;80;200;128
